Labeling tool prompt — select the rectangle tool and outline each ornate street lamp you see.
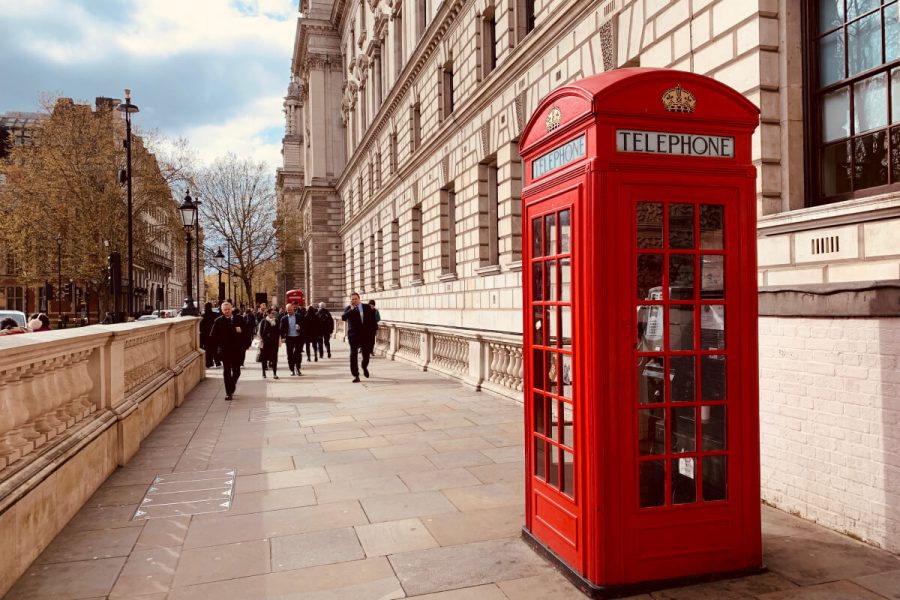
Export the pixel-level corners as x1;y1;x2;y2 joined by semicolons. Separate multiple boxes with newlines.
214;247;225;302
179;191;198;316
117;89;139;317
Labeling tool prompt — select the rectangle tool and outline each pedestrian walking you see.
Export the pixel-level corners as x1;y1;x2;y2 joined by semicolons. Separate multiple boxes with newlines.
341;292;376;382
209;302;251;400
199;302;218;368
258;307;281;379
316;302;333;358
29;313;51;331
279;303;304;375
303;304;320;362
367;299;382;356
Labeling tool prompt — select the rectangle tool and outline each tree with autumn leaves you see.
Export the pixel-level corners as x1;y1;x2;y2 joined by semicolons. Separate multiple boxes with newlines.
0;96;188;313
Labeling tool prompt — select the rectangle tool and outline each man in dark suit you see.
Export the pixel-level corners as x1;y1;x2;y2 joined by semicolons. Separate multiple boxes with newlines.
279;303;304;375
209;302;251;400
341;292;376;382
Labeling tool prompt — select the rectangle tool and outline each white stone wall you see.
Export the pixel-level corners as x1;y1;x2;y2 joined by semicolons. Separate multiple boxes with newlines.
759;316;900;553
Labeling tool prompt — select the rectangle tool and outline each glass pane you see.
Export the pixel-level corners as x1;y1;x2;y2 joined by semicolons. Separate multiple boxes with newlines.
668;204;695;249
701;255;725;299
547;305;557;347
637;305;665;352
887;3;899;63
559;209;571;253
819;30;845;87
532;262;544;301
893;68;900;123
822;141;853;195
639;408;665;456
547;260;557;301
637;357;665;404
699;204;724;250
532;349;545;390
848;11;882;76
560;257;571;302
561;306;572;351
534;437;546;479
701;305;726;350
671;407;697;454
532;306;544;346
533;393;546;435
854;130;889;190
639;461;665;508
669;306;694;351
892;126;900;183
551;400;559;442
819;0;844;32
549;444;559;487
561;402;573;447
672;458;697;504
701;355;727;401
823;88;850;142
847;0;880;19
532;217;543;257
703;456;727;501
637;202;663;248
547;352;558;395
545;213;557;255
670;356;695;402
854;73;888;133
562;450;574;496
702;405;727;451
637;254;664;300
561;354;572;399
669;255;695;299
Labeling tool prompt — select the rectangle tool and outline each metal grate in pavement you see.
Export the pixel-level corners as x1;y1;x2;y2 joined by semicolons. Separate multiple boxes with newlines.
132;468;235;520
249;405;301;422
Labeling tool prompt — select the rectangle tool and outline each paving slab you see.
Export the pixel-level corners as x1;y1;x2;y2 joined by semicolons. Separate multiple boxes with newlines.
11;344;900;600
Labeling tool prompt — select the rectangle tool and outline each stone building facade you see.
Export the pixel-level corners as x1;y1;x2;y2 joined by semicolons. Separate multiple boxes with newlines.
278;0;900;552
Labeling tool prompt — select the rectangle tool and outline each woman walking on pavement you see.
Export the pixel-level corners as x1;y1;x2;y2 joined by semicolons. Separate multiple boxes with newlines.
258;307;281;379
303;304;320;362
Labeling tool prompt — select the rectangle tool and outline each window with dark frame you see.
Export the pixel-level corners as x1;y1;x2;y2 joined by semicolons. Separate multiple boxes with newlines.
442;59;455;119
391;218;401;287
411;102;422;152
440;186;457;275
810;0;900;204
481;8;497;78
411;205;424;283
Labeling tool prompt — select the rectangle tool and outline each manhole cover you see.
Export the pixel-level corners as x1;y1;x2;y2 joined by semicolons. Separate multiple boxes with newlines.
133;468;235;520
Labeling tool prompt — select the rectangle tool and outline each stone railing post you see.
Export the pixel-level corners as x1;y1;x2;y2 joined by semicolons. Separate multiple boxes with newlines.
389;323;398;360
421;328;432;370
467;335;484;389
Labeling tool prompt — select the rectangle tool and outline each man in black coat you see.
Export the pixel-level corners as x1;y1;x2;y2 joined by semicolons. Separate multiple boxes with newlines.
279;303;304;375
316;302;334;358
341;292;376;382
199;302;219;368
209;302;251;400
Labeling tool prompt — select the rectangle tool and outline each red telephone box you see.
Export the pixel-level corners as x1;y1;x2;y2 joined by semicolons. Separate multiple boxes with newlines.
286;289;305;307
520;68;761;596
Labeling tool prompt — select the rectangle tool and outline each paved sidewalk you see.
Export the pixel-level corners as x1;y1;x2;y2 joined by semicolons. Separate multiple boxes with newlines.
6;345;900;599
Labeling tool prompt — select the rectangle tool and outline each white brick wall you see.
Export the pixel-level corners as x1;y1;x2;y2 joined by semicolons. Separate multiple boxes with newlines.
759;316;900;553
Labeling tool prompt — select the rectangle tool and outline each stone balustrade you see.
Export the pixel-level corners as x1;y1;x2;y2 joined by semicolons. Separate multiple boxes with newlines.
0;319;205;597
363;321;524;401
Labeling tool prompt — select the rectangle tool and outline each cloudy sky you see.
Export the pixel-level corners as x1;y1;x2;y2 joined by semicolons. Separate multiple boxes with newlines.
0;0;297;168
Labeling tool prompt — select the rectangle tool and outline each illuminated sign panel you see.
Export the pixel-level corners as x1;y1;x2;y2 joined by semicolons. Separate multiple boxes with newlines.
616;129;734;158
532;134;586;179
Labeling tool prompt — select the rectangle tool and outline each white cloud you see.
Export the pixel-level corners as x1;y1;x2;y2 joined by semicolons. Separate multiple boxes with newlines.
0;0;296;170
182;94;285;169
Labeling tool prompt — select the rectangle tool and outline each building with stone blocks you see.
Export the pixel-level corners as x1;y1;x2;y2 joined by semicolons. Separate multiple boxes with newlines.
277;0;900;553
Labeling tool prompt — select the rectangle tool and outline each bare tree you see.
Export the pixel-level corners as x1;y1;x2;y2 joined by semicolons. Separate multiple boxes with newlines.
194;153;276;303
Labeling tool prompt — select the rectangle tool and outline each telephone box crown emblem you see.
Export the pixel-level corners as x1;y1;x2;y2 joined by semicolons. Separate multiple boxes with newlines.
662;84;696;113
546;106;562;132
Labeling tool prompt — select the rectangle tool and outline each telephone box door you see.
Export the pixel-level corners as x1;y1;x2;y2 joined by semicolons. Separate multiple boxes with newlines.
625;181;754;581
525;181;583;570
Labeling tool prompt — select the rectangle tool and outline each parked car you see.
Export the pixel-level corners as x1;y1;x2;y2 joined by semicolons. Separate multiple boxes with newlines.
0;310;27;327
137;314;158;321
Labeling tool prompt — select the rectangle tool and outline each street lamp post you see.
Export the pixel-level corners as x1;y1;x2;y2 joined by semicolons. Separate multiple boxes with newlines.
179;191;199;316
214;247;225;302
194;195;202;308
55;233;63;326
117;89;139;318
